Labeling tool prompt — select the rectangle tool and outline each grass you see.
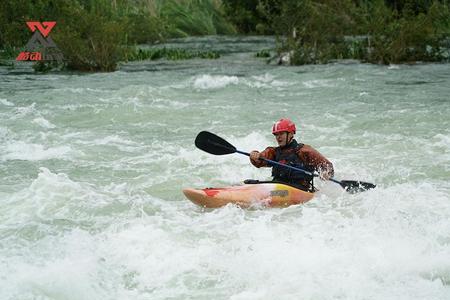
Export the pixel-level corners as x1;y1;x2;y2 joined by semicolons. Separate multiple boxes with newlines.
124;47;220;61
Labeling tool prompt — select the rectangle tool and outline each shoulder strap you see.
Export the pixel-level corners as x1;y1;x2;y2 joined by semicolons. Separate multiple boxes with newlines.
296;143;304;150
274;146;282;161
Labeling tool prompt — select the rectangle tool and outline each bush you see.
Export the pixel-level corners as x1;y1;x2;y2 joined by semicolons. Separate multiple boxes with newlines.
161;0;236;37
265;0;358;64
362;0;450;64
0;0;235;72
255;0;450;65
123;47;220;61
48;1;126;72
255;49;271;57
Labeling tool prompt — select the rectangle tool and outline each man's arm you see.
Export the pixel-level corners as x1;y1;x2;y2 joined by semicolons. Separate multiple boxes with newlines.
297;145;334;179
249;147;276;168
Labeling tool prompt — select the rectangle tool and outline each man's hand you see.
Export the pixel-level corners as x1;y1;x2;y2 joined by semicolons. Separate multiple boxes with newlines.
319;169;332;181
250;151;261;161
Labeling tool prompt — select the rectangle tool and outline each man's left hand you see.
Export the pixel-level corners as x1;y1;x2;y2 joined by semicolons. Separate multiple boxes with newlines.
319;170;332;181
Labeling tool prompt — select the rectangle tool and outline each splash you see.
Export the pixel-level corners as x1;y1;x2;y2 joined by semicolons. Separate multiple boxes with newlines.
193;74;239;89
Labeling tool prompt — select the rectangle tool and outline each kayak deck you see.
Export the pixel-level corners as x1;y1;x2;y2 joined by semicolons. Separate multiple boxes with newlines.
183;182;314;208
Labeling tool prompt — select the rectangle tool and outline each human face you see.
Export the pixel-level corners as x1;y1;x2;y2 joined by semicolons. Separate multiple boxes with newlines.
274;132;292;147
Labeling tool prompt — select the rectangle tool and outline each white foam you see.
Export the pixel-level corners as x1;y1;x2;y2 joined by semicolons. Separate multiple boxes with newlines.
86;135;143;153
0;126;9;140
2;229;112;300
0;98;14;106
1;167;111;227
60;87;106;94
302;79;336;88
15;102;36;116
193;74;239;89
1;51;450;300
1;141;72;161
32;117;56;129
149;97;189;109
252;73;274;82
433;133;450;149
245;73;291;89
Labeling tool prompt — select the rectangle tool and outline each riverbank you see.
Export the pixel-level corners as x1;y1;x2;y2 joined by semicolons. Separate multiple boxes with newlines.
1;0;449;72
0;36;276;75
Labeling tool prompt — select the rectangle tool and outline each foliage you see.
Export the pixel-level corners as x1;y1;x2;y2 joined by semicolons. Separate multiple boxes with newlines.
0;0;233;72
360;0;450;63
32;60;60;73
124;11;166;44
0;46;20;60
222;0;276;34
254;0;450;65
255;49;272;57
47;0;127;72
262;0;359;64
1;0;448;70
161;0;236;37
123;47;220;61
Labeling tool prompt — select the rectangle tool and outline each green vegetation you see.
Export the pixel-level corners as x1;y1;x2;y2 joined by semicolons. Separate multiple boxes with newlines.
255;49;272;58
0;0;448;71
222;0;275;34
123;47;220;61
0;0;233;72
162;0;236;37
225;0;450;65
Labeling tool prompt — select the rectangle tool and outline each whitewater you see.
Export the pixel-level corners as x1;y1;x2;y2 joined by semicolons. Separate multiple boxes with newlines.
0;36;449;300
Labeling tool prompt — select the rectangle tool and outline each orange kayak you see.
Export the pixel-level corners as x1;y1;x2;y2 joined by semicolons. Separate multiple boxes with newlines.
182;182;314;208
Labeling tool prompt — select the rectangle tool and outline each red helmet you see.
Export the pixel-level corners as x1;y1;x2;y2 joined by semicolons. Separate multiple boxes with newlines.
272;118;296;134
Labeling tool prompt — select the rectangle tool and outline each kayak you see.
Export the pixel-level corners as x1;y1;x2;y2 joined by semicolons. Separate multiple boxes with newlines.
182;182;314;208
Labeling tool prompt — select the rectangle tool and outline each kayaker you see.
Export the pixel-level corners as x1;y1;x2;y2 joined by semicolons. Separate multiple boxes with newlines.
249;118;334;192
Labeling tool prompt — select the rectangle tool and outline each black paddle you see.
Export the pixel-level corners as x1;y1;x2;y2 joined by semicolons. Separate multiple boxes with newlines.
195;131;376;194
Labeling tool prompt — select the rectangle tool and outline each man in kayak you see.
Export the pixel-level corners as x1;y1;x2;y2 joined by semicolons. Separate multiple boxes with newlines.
249;118;334;192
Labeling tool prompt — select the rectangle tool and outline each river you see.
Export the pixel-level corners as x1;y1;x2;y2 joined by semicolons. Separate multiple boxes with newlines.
1;36;449;299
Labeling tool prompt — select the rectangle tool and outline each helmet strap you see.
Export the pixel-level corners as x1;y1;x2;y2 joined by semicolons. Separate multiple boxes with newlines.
282;132;292;147
286;132;294;146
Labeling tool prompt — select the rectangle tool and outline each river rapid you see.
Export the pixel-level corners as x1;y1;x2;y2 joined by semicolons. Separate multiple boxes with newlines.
1;36;449;300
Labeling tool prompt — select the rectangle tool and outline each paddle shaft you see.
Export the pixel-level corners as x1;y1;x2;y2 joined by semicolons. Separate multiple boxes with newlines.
236;150;347;186
236;149;325;178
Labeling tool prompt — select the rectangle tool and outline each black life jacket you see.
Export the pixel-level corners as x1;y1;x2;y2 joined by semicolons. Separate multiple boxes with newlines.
271;139;314;186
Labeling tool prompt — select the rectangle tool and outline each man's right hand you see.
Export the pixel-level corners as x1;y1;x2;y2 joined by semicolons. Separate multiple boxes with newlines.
250;151;261;161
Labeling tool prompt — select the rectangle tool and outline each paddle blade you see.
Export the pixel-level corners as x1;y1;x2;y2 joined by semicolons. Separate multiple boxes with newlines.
340;180;376;194
195;131;237;155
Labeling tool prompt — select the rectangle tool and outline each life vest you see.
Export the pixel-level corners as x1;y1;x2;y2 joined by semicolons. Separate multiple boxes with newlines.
271;139;314;186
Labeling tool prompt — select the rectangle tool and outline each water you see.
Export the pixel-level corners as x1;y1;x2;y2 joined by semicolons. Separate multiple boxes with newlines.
1;36;449;299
